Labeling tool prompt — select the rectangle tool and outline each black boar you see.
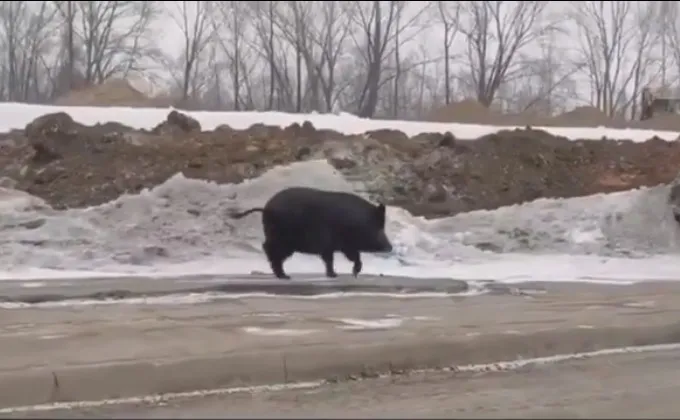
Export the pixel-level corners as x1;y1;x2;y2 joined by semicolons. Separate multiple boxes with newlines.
229;187;393;279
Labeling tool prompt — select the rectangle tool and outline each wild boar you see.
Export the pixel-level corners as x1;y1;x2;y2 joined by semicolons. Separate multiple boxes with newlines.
229;187;393;279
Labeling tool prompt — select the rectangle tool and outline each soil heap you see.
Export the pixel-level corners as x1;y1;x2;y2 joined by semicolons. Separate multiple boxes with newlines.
1;111;680;219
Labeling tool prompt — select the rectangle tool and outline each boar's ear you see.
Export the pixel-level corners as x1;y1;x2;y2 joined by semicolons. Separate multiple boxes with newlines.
375;203;386;227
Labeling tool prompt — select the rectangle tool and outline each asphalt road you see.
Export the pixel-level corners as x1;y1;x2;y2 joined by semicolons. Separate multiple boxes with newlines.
7;348;680;419
3;277;680;416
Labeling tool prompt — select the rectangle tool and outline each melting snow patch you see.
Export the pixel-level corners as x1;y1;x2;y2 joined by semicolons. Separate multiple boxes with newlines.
20;282;46;288
241;326;319;336
412;315;440;321
622;300;656;308
39;334;66;340
250;312;287;318
333;317;404;331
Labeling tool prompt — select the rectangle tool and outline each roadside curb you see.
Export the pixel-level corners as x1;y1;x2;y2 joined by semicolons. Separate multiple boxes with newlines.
2;321;680;409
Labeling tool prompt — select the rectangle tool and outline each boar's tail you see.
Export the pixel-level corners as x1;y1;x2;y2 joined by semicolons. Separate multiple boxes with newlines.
228;207;265;219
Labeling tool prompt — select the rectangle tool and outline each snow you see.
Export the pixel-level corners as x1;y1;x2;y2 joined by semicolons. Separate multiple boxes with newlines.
0;103;679;285
0;102;678;142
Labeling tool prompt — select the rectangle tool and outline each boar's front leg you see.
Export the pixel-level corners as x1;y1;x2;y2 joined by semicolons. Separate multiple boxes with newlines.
342;249;362;277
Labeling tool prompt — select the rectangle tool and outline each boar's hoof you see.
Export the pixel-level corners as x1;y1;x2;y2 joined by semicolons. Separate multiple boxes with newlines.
352;262;362;277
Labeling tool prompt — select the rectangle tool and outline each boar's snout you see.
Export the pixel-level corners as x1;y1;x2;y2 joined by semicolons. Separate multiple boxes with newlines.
375;230;393;253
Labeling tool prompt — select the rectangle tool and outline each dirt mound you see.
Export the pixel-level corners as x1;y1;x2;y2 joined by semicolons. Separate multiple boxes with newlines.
425;102;680;132
637;112;680;131
54;79;152;107
548;106;615;127
425;100;619;128
2;112;680;218
425;99;509;125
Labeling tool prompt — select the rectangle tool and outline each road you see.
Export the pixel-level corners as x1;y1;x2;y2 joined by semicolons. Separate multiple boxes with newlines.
2;276;680;415
18;348;680;419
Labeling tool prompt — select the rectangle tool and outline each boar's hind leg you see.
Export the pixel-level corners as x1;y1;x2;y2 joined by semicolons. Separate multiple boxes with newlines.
263;240;293;280
321;251;338;278
342;249;362;277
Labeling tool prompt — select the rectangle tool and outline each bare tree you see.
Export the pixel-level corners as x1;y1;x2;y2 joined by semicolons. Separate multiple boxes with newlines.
571;1;661;118
211;0;255;110
200;41;224;109
85;1;159;83
165;0;215;103
348;1;430;117
63;1;76;89
498;30;582;116
51;0;160;87
409;41;446;113
348;1;396;117
0;1;30;101
457;0;557;107
572;1;631;116
435;1;460;105
389;1;406;117
273;1;312;112
663;3;680;91
657;2;675;88
10;0;675;122
272;2;358;113
245;0;316;111
248;0;285;110
0;1;60;101
48;0;81;97
624;2;662;119
310;2;356;112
